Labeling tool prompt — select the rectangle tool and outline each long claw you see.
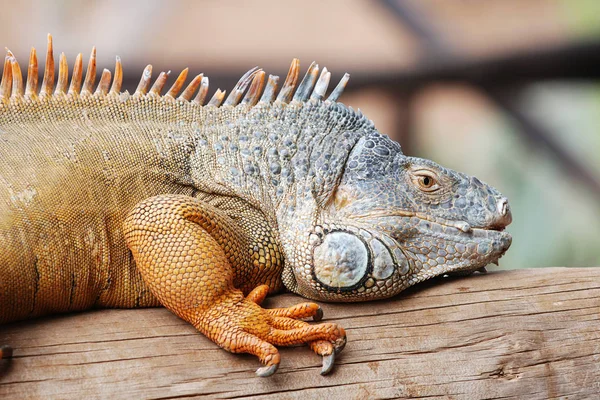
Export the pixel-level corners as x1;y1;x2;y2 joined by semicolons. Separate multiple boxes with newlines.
321;353;335;375
313;306;324;322
256;363;279;377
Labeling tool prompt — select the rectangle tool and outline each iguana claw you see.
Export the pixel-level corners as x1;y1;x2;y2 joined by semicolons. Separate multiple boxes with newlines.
256;363;279;377
321;353;335;375
313;306;324;322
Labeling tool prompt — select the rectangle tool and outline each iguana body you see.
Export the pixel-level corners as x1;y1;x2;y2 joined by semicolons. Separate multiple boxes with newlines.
0;36;512;376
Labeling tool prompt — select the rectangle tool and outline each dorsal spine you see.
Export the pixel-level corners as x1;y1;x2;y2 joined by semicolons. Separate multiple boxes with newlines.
0;34;350;109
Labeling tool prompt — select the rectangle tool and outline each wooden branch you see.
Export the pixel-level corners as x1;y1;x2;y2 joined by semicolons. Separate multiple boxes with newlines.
1;268;599;399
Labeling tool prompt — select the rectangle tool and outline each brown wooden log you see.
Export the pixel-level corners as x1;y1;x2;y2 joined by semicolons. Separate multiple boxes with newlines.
1;267;599;399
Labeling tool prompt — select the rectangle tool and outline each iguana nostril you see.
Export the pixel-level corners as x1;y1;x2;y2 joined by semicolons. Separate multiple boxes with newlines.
495;197;512;227
497;198;509;216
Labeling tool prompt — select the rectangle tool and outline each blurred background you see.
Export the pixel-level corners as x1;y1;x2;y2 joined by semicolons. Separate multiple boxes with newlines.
1;0;599;269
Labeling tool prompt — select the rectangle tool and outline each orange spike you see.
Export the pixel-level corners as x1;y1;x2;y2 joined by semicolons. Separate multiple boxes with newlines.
110;56;123;94
241;71;266;107
207;89;226;107
224;67;261;106
25;47;39;98
68;53;83;95
149;70;170;96
95;68;111;95
134;65;153;96
179;73;203;101
166;68;188;98
55;53;69;95
193;76;209;105
40;34;54;98
9;55;23;98
259;75;279;104
0;55;12;101
276;58;300;103
81;46;96;95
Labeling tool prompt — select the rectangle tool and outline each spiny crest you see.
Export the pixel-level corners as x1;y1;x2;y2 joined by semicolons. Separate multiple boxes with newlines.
0;34;350;106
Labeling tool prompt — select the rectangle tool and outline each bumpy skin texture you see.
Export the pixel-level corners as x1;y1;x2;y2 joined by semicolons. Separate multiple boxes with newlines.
0;42;512;374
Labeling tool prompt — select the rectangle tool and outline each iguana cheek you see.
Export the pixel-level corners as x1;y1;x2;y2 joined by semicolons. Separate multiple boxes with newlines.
313;231;368;288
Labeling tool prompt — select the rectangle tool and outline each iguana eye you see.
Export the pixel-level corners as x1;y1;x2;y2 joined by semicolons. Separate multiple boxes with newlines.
412;171;440;192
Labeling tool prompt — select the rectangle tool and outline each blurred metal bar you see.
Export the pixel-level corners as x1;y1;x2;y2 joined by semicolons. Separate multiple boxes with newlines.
484;86;600;196
377;0;600;198
380;0;452;59
346;40;600;91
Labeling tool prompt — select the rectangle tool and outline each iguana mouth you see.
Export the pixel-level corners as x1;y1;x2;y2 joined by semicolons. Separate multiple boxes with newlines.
349;210;512;251
351;210;479;233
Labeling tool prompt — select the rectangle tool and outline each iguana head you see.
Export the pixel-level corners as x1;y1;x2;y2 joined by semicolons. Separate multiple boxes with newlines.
281;127;512;302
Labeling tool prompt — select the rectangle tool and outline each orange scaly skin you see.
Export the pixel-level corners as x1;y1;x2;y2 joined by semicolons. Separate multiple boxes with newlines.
123;195;345;375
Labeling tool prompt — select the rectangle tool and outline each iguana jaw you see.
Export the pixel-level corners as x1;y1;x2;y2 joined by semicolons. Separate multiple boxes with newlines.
281;207;511;301
284;205;512;302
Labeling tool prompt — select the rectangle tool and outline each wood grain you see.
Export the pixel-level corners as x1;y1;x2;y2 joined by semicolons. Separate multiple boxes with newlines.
1;267;599;399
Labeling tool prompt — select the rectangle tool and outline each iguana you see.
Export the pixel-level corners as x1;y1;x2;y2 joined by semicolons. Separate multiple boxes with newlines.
0;35;512;377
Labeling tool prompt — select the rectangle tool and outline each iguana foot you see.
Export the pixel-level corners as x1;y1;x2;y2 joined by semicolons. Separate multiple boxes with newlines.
124;195;347;376
198;289;346;377
246;284;340;375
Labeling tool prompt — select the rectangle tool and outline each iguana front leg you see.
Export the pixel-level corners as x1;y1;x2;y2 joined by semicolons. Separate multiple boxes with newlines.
123;194;346;376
